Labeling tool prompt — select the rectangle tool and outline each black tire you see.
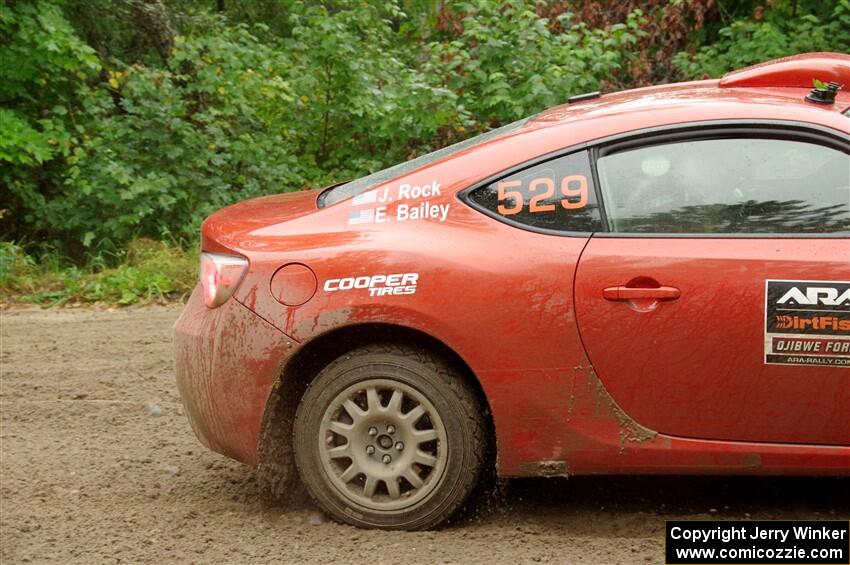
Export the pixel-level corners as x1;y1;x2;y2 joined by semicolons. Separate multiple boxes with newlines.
293;344;486;530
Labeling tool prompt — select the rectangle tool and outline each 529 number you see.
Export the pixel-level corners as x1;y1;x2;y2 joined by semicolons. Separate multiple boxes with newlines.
496;175;588;216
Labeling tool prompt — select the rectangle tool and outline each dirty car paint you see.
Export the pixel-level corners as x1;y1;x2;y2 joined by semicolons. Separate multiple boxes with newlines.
176;53;850;477
174;284;296;465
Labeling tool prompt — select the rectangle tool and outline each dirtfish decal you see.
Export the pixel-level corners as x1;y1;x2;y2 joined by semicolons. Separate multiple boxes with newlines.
348;181;449;225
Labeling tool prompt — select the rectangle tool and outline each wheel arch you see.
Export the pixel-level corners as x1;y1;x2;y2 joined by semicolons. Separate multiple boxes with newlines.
256;322;496;501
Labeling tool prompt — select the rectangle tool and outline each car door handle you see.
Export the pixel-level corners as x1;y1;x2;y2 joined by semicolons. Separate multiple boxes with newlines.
603;286;681;301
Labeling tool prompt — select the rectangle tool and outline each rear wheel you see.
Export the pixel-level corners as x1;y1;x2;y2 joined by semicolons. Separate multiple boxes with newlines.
293;344;486;530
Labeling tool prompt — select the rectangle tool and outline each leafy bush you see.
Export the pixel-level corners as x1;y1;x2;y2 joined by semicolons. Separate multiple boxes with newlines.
57;24;305;251
423;2;645;127
675;0;850;78
2;0;847;305
0;0;100;249
2;0;653;259
284;2;465;172
0;239;197;306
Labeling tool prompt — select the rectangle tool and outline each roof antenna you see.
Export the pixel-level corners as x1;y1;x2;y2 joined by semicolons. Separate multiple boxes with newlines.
805;80;841;104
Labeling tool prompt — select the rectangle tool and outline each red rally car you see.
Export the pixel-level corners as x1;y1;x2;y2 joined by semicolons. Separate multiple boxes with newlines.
175;53;850;530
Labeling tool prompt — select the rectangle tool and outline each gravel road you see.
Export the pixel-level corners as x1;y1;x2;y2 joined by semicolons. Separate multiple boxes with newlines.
1;305;847;564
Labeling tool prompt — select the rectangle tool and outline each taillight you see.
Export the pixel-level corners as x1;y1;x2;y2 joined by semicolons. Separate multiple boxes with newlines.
200;252;249;308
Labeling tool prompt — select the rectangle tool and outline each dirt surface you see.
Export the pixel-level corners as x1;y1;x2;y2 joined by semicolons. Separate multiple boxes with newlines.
1;306;848;564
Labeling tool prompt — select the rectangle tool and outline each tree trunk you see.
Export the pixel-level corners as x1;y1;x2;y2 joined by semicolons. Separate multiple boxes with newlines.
129;0;175;62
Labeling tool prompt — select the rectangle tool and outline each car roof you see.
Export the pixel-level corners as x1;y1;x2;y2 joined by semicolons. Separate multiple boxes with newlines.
513;52;850;147
528;80;849;129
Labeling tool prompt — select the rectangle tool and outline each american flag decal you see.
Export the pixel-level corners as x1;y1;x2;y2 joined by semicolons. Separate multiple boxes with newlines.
348;209;376;225
352;190;378;206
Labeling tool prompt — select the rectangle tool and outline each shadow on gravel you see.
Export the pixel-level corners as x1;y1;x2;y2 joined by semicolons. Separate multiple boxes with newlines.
244;471;850;528
489;475;850;522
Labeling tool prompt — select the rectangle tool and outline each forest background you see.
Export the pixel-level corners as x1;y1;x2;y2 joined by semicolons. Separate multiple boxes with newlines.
2;0;848;305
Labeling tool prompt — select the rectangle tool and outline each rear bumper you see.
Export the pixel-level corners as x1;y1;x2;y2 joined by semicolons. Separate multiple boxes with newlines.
173;285;296;465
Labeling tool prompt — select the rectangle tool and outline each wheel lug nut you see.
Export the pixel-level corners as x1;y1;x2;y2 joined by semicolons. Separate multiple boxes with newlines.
386;425;395;434
395;442;404;451
382;454;392;464
366;445;375;455
368;427;377;436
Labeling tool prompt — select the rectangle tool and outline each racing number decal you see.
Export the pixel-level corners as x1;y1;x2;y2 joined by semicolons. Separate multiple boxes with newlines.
469;150;601;231
496;180;522;215
561;175;588;210
497;175;589;216
528;178;556;213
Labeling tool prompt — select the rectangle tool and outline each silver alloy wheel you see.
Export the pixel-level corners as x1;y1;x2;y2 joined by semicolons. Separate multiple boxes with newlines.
318;378;448;511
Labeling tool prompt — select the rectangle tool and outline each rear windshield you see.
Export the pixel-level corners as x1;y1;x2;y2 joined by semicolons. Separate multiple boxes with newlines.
317;117;532;207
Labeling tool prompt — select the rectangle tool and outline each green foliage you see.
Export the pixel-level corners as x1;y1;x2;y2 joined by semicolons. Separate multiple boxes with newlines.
283;1;464;173
56;23;304;251
0;239;197;306
0;1;100;104
423;2;645;126
675;0;850;78
0;0;100;245
1;0;655;260
2;0;847;305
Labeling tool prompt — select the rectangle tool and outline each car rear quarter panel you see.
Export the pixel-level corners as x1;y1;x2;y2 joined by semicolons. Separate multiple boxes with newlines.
174;286;295;464
229;193;598;473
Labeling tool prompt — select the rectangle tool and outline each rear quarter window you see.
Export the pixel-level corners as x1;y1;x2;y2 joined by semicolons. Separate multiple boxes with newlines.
465;150;603;233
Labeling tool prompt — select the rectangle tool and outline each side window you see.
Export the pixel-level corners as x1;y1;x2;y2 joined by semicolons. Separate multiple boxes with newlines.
467;150;603;232
596;137;850;234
